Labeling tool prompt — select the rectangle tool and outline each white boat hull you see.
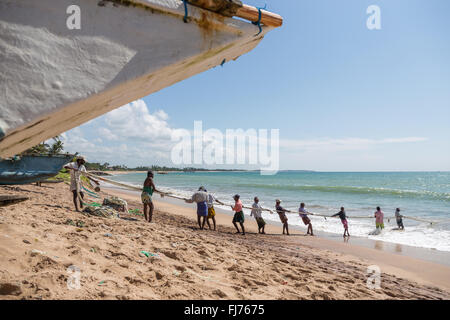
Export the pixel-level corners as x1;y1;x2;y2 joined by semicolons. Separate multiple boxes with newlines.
0;0;273;157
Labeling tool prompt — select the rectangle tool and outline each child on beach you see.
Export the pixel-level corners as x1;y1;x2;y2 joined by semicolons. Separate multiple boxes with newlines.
231;194;245;235
395;208;404;230
251;197;266;234
332;207;350;237
275;199;289;235
185;186;209;230
299;203;314;236
374;206;384;230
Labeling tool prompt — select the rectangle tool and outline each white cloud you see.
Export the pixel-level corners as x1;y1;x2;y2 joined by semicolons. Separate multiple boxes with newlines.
60;100;181;166
98;127;119;141
58;99;430;169
102;100;174;141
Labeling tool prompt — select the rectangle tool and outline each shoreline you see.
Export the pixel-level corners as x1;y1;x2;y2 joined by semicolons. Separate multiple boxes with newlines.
102;171;450;253
103;185;450;291
103;184;450;266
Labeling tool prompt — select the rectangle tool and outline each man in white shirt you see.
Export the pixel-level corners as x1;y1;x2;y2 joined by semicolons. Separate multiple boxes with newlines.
185;186;209;230
251;197;266;234
64;155;99;212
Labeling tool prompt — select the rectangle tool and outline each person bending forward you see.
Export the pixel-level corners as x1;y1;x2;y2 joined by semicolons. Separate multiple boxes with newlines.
275;199;289;235
64;156;99;212
231;194;245;235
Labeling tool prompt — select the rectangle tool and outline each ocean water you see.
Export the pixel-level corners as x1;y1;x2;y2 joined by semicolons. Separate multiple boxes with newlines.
110;171;450;252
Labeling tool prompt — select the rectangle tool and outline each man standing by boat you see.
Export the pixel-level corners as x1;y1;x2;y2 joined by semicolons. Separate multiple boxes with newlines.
64;155;99;212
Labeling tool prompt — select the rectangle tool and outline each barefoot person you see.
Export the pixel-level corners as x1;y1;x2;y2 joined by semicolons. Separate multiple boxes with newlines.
64;156;99;212
231;194;245;235
141;171;163;223
206;189;224;231
299;203;314;236
275;199;289;235
185;186;208;230
251;197;266;234
332;207;350;237
374;206;385;230
395;208;404;230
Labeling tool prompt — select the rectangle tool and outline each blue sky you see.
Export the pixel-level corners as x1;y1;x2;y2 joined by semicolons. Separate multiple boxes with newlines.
62;0;450;171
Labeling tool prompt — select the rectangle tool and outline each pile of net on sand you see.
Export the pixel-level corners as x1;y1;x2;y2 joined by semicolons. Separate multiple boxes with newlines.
82;205;120;219
81;196;128;219
102;196;128;213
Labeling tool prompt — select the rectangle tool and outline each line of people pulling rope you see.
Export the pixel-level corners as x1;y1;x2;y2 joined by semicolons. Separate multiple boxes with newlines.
139;171;406;238
62;159;426;237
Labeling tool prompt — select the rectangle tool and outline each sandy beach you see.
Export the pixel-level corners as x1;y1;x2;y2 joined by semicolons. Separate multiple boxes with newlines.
0;183;449;300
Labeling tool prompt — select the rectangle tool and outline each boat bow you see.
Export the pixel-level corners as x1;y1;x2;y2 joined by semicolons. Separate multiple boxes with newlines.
0;0;282;157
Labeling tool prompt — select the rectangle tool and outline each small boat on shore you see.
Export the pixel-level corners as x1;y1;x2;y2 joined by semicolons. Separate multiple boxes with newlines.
0;154;73;185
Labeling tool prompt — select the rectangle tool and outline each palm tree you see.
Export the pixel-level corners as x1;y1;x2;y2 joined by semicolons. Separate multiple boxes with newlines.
22;136;64;155
49;136;64;155
27;142;50;155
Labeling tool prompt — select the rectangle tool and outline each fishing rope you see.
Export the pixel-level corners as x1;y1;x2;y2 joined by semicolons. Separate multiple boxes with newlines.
81;185;100;198
84;173;439;225
252;4;267;35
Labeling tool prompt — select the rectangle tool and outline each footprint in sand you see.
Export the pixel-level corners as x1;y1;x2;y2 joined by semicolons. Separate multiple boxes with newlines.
212;289;227;298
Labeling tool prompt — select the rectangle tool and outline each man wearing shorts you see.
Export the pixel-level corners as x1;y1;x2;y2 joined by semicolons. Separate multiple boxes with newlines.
251;197;266;234
299;203;314;236
206;190;223;231
186;186;208;230
141;171;162;223
231;194;245;235
374;206;384;229
64;155;99;212
275;199;289;235
395;208;404;230
332;207;350;237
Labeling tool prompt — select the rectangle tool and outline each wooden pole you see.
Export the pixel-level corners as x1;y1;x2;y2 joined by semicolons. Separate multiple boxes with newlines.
235;4;283;28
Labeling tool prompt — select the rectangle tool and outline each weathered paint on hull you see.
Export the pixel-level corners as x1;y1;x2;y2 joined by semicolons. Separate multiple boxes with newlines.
0;0;272;157
0;155;73;185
